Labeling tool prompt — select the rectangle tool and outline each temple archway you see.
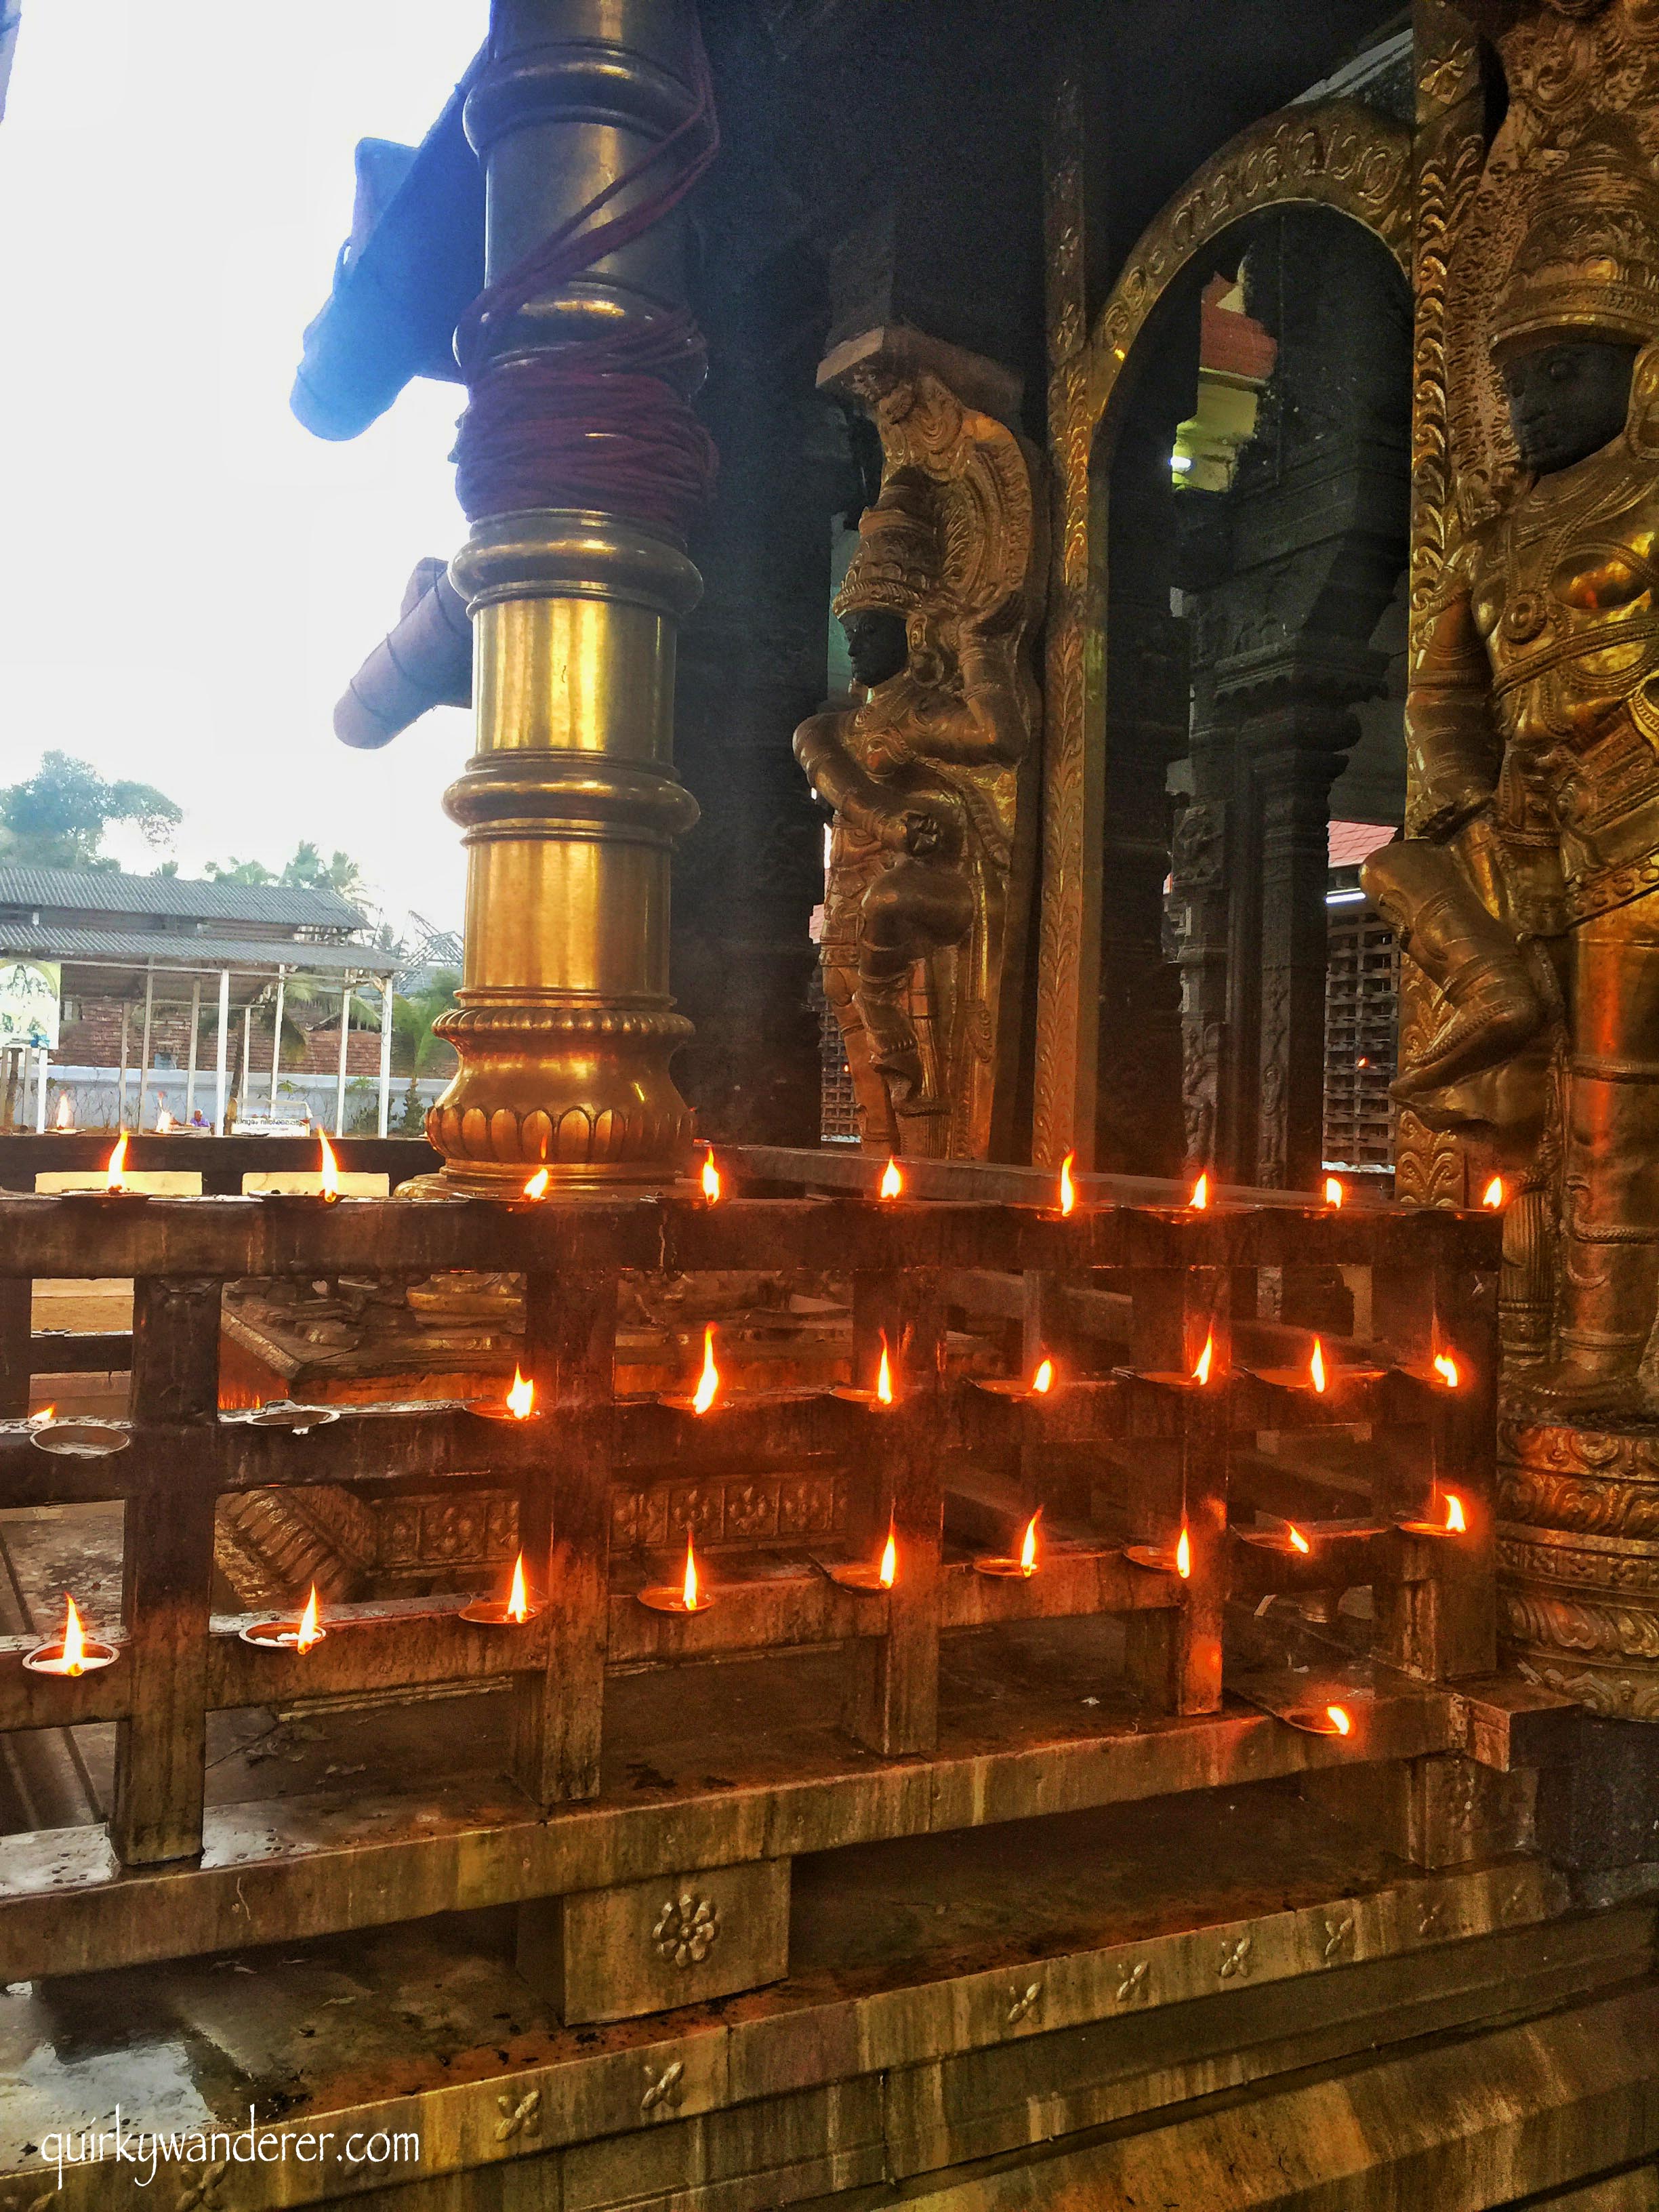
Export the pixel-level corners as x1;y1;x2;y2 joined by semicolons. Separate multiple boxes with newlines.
1033;98;1414;1175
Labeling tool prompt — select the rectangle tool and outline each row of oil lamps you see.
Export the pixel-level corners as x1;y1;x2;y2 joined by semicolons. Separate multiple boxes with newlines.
21;1140;1488;1708
83;1134;1511;1218
19;1313;1469;1676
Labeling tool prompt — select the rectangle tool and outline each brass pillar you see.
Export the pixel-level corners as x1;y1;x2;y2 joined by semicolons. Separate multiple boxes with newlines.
431;0;705;1193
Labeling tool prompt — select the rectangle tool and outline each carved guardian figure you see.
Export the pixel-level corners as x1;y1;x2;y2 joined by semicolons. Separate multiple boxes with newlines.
794;369;1043;1158
1366;120;1659;1416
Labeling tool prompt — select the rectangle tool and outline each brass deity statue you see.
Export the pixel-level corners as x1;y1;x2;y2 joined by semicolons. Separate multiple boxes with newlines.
794;368;1043;1158
1365;120;1659;1414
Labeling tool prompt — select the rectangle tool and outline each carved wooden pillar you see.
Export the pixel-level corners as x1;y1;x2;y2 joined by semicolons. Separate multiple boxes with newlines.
1099;302;1193;1177
1169;683;1240;1178
1230;672;1366;1189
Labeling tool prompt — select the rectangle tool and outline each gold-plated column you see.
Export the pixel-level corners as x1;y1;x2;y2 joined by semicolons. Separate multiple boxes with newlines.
429;0;705;1193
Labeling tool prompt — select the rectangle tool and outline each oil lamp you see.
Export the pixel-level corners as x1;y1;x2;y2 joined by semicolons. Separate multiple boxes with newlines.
692;1325;720;1413
1277;1701;1353;1736
104;1131;129;1191
241;1584;327;1652
462;1550;540;1626
523;1167;550;1200
30;1417;130;1458
1324;1176;1343;1207
318;1134;340;1202
1125;1519;1192;1578
1309;1337;1328;1393
879;1157;903;1200
1057;1151;1076;1216
825;1517;899;1593
1192;1332;1215;1385
1236;1516;1315;1557
832;1328;901;1410
701;1147;722;1203
23;1593;118;1677
1030;1355;1054;1395
53;1092;74;1132
1433;1351;1460;1388
472;1365;537;1424
1482;1176;1505;1208
640;1531;714;1613
975;1509;1040;1579
1399;1490;1469;1538
235;1401;340;1435
1189;1171;1210;1210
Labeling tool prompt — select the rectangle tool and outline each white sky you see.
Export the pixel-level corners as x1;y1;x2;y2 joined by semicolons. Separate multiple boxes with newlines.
0;0;489;934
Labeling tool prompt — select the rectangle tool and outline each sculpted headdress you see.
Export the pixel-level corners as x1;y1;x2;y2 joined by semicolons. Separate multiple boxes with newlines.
1490;123;1659;361
832;466;941;620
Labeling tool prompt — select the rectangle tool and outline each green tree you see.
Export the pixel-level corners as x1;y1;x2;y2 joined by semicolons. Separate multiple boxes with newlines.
203;857;276;886
0;752;181;871
204;844;369;904
280;841;368;904
390;968;460;1076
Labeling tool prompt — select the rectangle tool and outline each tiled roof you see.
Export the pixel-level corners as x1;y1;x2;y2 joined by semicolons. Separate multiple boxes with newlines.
1328;821;1397;869
0;865;365;930
0;926;383;977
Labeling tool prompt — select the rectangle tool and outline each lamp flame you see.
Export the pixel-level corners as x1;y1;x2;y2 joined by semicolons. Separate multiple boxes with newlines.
691;1325;720;1414
1482;1176;1505;1208
1433;1351;1460;1389
319;1133;340;1202
1019;1511;1040;1577
682;1533;700;1611
54;1092;73;1131
879;1521;897;1589
506;1366;535;1420
1189;1171;1209;1210
60;1594;86;1677
1175;1523;1191;1578
1031;1355;1054;1395
701;1148;722;1203
1059;1151;1076;1216
1288;1523;1311;1554
523;1166;549;1200
104;1131;128;1191
1310;1336;1328;1393
876;1332;894;1406
1443;1492;1467;1534
507;1551;529;1623
1324;1176;1343;1207
155;1107;175;1134
1193;1332;1214;1386
879;1157;903;1200
295;1586;322;1655
1326;1704;1352;1736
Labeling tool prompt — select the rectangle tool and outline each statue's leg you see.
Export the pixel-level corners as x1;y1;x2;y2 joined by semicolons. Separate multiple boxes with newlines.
1525;895;1659;1414
1362;838;1544;1097
823;954;898;1151
856;861;975;1109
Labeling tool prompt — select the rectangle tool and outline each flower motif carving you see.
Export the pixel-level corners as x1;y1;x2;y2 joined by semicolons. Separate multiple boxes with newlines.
653;1893;721;1968
1217;1933;1254;1980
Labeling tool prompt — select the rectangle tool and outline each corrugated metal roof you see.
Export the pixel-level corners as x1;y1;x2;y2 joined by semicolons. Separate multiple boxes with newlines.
0;866;365;930
0;926;388;977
